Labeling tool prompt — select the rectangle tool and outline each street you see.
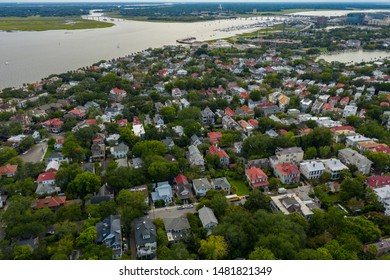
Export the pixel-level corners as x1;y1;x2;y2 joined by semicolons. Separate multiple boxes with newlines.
20;141;48;163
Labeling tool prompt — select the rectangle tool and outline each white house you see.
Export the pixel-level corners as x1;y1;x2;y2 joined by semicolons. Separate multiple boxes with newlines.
110;143;129;159
343;105;358;118
132;124;145;138
299;160;325;180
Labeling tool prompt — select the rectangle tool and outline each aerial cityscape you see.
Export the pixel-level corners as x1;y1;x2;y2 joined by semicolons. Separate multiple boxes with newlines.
0;1;390;261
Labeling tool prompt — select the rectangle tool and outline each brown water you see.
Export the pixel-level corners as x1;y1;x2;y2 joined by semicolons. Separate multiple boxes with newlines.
0;15;283;89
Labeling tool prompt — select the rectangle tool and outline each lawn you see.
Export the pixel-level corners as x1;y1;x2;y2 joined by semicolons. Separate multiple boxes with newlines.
0;16;114;31
230;180;251;196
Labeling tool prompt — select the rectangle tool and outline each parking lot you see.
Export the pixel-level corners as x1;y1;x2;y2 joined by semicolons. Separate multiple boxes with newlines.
148;204;197;220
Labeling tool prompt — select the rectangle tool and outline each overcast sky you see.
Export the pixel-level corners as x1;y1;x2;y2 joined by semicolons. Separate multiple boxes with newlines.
0;0;389;3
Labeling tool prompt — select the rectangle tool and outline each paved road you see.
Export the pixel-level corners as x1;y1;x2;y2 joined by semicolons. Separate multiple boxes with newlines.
20;141;48;163
148;204;197;220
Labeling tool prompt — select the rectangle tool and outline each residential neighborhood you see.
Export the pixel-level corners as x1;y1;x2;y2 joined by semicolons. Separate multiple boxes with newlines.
1;10;390;261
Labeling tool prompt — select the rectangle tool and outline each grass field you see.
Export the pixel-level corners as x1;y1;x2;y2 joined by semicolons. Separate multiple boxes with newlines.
0;16;114;31
230;180;251;196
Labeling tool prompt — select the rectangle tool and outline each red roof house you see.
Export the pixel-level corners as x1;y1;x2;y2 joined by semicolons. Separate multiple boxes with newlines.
208;132;223;145
33;196;67;210
37;171;57;184
274;163;301;184
0;164;18;177
175;174;189;185
367;175;390;189
208;145;230;166
40;118;63;133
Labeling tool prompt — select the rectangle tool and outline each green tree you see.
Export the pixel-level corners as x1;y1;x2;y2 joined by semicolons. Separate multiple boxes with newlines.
248;246;277;260
178;107;201;121
366;152;390;173
69;172;101;199
119;127;140;148
13;245;33;260
198;235;228;260
132;140;167;159
55;163;83;194
304;147;317;160
62;140;85;162
76;226;97;248
0;147;18;165
161;106;177;123
244;189;270;212
340;178;366;202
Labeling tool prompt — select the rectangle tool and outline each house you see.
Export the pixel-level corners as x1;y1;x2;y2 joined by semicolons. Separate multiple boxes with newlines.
245;166;269;189
151;181;173;206
208;145;230;166
207;132;223;145
110;143;129;159
68;108;86;119
96;215;123;259
40;118;63;133
161;137;175;150
187;145;205;171
200;107;215;126
274;147;304;165
10;114;32;127
343;105;358;118
346;134;372;148
116;119;128;127
175;174;194;203
45;152;66;164
273;163;301;184
153;114;165;127
211;177;231;194
270;194;314;218
190;134;203;146
163;215;191;243
106;134;120;145
172;125;184;137
131;157;144;169
0;191;8;209
237;120;254;134
45;160;61;172
110;88;127;102
88;184;114;204
374;186;390;216
132;124;145;138
192;178;212;197
0;164;18;177
330;126;356;143
91;141;106;161
54;138;64;150
198;206;218;234
32;196;67;211
322;158;349;180
134;217;157;258
82;162;95;173
300;99;313;112
338;148;373;175
299;160;326;180
36;171;59;195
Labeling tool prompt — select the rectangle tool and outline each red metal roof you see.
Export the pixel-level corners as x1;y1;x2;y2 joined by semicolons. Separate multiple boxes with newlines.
37;171;57;182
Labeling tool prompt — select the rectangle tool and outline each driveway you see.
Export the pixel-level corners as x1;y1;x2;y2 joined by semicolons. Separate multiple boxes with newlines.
20;141;48;163
148;204;197;220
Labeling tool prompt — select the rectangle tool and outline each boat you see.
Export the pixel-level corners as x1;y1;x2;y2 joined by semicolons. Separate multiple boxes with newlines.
5;61;9;66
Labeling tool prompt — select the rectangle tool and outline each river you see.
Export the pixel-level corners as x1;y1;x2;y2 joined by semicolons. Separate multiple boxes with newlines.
317;49;390;64
0;14;284;90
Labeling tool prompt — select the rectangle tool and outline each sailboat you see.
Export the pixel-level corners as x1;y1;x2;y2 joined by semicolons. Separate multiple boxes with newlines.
5;61;9;66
